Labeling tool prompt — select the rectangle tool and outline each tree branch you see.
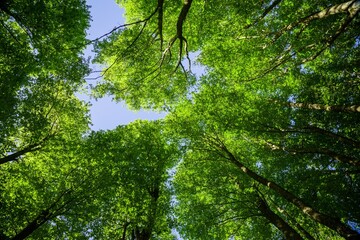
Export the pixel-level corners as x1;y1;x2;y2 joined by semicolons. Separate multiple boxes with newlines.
273;0;360;43
161;0;193;72
0;134;53;165
245;0;282;29
157;0;164;50
88;5;159;44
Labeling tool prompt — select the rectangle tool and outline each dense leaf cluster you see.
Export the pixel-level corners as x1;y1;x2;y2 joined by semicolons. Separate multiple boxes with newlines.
1;0;360;239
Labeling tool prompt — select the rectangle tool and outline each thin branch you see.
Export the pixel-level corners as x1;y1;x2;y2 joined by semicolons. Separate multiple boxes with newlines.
245;0;282;29
0;21;22;46
87;6;159;44
157;0;164;50
101;21;148;79
301;12;358;63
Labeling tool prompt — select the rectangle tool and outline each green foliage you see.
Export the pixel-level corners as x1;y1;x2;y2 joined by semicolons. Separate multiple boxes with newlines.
1;0;360;239
0;0;91;166
0;121;180;239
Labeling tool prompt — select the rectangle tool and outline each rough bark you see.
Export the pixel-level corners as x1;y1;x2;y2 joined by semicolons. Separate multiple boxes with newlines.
304;0;360;20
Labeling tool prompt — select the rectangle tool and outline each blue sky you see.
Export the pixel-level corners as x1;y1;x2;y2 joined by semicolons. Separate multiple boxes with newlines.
80;0;166;131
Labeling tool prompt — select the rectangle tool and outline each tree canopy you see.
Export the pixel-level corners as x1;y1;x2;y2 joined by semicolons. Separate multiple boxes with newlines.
1;0;359;239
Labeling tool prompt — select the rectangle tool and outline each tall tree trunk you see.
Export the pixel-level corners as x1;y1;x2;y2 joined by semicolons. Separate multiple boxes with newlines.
130;185;160;240
286;102;360;113
266;141;360;167
261;124;360;148
304;125;360;148
288;147;360;167
10;188;72;240
218;143;360;239
276;0;360;38
134;228;151;240
274;205;315;240
257;196;303;240
11;211;50;240
245;0;282;28
121;222;130;240
301;0;360;21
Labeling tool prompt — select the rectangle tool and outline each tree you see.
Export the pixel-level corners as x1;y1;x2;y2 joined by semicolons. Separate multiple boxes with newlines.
166;77;360;238
0;121;180;240
0;80;91;166
77;121;180;239
2;0;360;239
174;148;304;239
93;0;359;109
0;0;91;165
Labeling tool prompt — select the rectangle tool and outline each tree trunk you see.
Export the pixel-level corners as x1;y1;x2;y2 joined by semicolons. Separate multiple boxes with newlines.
277;0;360;36
304;125;360;148
263;124;360;148
0;135;52;165
134;228;151;240
257;196;303;240
122;222;130;240
275;206;315;240
245;0;282;28
303;0;360;20
287;102;360;113
265;141;360;167
287;147;360;167
219;144;360;239
11;211;50;240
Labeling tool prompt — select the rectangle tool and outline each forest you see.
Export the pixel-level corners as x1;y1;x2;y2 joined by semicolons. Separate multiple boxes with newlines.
0;0;359;239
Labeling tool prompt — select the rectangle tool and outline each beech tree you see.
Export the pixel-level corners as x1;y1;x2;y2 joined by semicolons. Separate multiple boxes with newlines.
1;0;359;239
92;0;360;238
93;0;359;108
167;85;360;238
0;121;179;239
0;0;91;166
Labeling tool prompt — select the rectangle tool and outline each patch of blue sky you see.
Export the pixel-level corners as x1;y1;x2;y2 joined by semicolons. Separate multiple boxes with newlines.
80;0;165;131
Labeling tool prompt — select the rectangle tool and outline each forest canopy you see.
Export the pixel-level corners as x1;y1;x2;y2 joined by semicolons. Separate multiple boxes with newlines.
0;0;359;239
